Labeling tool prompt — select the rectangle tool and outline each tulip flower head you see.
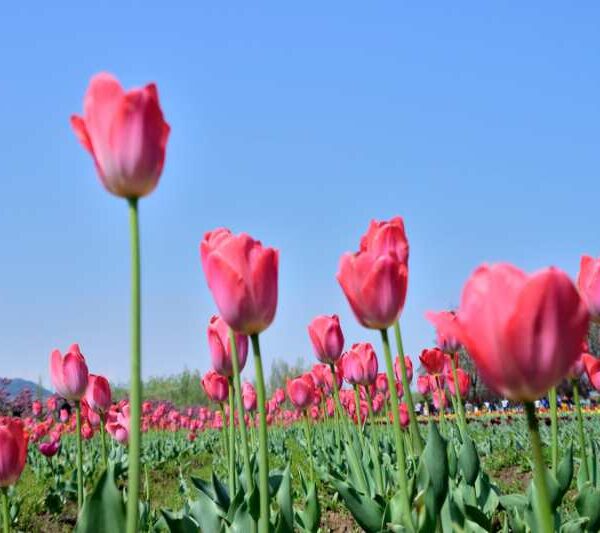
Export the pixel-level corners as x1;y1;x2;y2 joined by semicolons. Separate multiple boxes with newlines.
360;216;409;266
307;314;345;363
340;343;378;385
207;315;249;377
451;264;589;401
201;229;279;335
85;374;112;414
0;418;28;486
201;371;229;403
286;375;315;410
50;344;89;401
70;72;170;199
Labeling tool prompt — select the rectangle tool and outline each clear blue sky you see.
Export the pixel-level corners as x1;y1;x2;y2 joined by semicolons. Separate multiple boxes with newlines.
1;3;599;388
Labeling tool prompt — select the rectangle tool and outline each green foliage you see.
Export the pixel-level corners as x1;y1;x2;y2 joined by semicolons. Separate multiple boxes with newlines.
113;368;209;407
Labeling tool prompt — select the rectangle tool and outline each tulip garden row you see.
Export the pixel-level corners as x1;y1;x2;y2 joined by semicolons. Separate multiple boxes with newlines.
1;72;600;531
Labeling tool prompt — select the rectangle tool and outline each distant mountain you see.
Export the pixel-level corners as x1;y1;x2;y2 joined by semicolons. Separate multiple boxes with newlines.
4;378;52;399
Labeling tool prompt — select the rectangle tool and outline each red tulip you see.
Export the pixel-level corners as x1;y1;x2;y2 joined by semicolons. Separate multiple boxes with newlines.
452;264;589;401
0;419;28;486
201;229;278;335
242;382;257;412
432;389;447;410
207;315;248;377
71;73;170;198
50;344;89;401
286;375;315;409
85;374;112;413
578;255;600;320
46;396;57;412
340;343;378;385
419;348;446;375
337;250;407;330
446;368;471;397
582;354;600;390
394;356;414;383
307;314;345;363
201;371;229;403
426;310;461;352
359;216;409;266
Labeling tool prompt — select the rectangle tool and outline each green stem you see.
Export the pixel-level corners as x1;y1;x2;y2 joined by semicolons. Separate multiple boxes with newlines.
573;382;590;482
1;487;9;533
449;355;467;437
229;329;253;492
393;321;423;453
353;385;365;446
524;402;554;533
328;363;368;493
228;380;237;497
381;328;412;524
144;464;150;502
100;414;108;468
366;390;384;494
549;387;558;472
251;334;270;533
220;404;230;460
303;412;315;483
126;197;142;533
435;375;447;434
75;401;84;510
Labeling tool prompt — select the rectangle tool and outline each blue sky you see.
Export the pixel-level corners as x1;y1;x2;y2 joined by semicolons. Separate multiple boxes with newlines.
1;3;599;388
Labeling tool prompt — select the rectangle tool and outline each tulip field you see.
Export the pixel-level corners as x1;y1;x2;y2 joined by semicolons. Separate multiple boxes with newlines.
2;72;600;533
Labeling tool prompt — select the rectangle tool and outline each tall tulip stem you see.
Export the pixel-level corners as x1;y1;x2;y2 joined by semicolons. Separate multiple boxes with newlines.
1;487;9;533
380;328;412;524
353;385;365;446
229;329;253;491
250;334;270;533
126;197;142;533
227;379;236;497
75;401;84;510
449;356;467;436
393;321;423;453
524;402;553;533
100;414;108;468
572;381;590;482
549;387;558;471
303;412;315;483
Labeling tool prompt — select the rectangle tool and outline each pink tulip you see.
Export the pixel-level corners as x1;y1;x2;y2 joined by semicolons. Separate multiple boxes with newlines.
201;229;278;335
274;388;286;406
85;374;112;413
286;375;315;410
59;409;69;423
32;400;42;418
426;310;462;352
394;356;414;383
0;418;28;486
446;368;471;397
452;264;589;401
38;439;60;458
417;375;431;395
375;373;389;394
340;343;378;385
50;344;89;401
207;315;248;377
46;396;57;412
397;403;410;428
70;73;170;198
582;354;600;390
578;255;600;320
322;364;343;394
201;371;229;403
360;216;409;266
419;348;446;375
87;409;101;428
432;389;447;410
307;315;345;363
337;250;407;330
242;382;257;412
106;404;130;444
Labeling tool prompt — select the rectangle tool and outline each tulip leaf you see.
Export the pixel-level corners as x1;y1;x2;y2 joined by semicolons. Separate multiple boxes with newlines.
458;435;480;486
576;482;600;531
276;464;293;532
74;465;126;533
161;510;200;533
